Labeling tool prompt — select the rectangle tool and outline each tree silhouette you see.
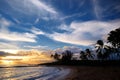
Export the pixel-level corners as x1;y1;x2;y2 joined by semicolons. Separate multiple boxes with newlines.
96;40;110;60
61;50;73;61
96;40;104;59
85;49;94;59
80;51;88;60
97;40;104;46
51;50;73;61
107;28;120;48
51;53;60;60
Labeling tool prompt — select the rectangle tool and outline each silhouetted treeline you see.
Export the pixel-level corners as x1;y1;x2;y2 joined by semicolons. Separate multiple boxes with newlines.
51;27;120;61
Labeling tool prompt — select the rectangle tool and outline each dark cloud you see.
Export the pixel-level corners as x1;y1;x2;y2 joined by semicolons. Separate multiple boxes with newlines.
0;51;15;57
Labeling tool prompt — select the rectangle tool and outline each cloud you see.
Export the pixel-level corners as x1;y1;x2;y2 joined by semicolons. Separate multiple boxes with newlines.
31;27;45;35
0;32;37;42
92;0;102;20
54;46;81;54
0;42;19;49
3;0;58;21
0;51;15;57
92;0;120;20
60;12;86;20
6;0;57;14
30;0;57;14
0;17;37;42
0;50;54;65
48;19;120;46
0;17;47;51
23;45;48;50
34;18;40;24
102;3;120;18
0;17;11;27
62;46;81;53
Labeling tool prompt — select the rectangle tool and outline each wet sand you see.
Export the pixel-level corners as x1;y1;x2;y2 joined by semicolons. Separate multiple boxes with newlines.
64;66;120;80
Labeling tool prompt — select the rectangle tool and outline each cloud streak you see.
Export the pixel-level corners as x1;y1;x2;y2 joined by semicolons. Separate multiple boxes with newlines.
47;19;120;46
0;17;45;42
30;0;57;14
0;31;37;42
3;0;58;22
24;45;48;50
31;27;45;35
0;42;19;50
60;12;87;20
54;46;81;54
92;0;102;20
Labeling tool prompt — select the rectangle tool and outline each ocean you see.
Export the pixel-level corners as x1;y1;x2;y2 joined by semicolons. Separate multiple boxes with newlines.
0;66;70;80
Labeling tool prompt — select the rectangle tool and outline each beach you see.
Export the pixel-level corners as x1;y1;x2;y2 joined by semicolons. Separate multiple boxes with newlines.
64;66;120;80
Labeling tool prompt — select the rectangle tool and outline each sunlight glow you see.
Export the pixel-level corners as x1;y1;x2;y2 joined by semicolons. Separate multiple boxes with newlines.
3;56;23;60
2;60;14;66
0;50;54;66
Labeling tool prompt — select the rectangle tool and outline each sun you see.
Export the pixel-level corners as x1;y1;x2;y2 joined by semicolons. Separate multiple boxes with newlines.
1;56;23;66
2;60;14;66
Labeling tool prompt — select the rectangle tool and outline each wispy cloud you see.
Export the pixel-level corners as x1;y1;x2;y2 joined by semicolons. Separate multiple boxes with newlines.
0;42;19;49
0;17;11;28
7;0;57;14
31;27;45;35
0;32;37;42
68;0;85;10
24;45;48;50
4;0;58;21
101;2;120;18
34;18;40;24
30;0;57;14
54;46;81;54
0;41;21;54
92;0;102;20
92;0;120;19
0;17;37;42
0;17;48;52
60;12;86;20
47;19;120;46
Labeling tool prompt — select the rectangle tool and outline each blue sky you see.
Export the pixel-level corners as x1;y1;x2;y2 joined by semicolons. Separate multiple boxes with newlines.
0;0;120;51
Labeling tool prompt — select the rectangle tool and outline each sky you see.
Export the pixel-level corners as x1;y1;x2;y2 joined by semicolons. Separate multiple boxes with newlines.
0;0;120;52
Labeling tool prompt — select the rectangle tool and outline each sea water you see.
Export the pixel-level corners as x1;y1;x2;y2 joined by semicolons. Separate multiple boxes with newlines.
0;66;70;80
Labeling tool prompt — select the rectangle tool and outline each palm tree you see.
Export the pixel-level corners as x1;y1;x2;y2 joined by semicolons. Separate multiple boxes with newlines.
80;51;88;60
85;49;94;60
107;28;120;48
61;50;73;61
96;40;110;60
51;52;60;60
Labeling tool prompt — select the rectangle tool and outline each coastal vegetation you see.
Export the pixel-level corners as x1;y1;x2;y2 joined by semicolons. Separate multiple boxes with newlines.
50;28;120;65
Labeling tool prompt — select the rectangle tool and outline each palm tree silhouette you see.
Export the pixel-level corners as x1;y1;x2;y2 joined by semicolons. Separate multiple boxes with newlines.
96;40;111;60
85;49;94;60
80;51;88;60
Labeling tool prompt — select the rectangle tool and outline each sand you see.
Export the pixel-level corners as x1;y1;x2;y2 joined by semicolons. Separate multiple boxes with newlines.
64;66;120;80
